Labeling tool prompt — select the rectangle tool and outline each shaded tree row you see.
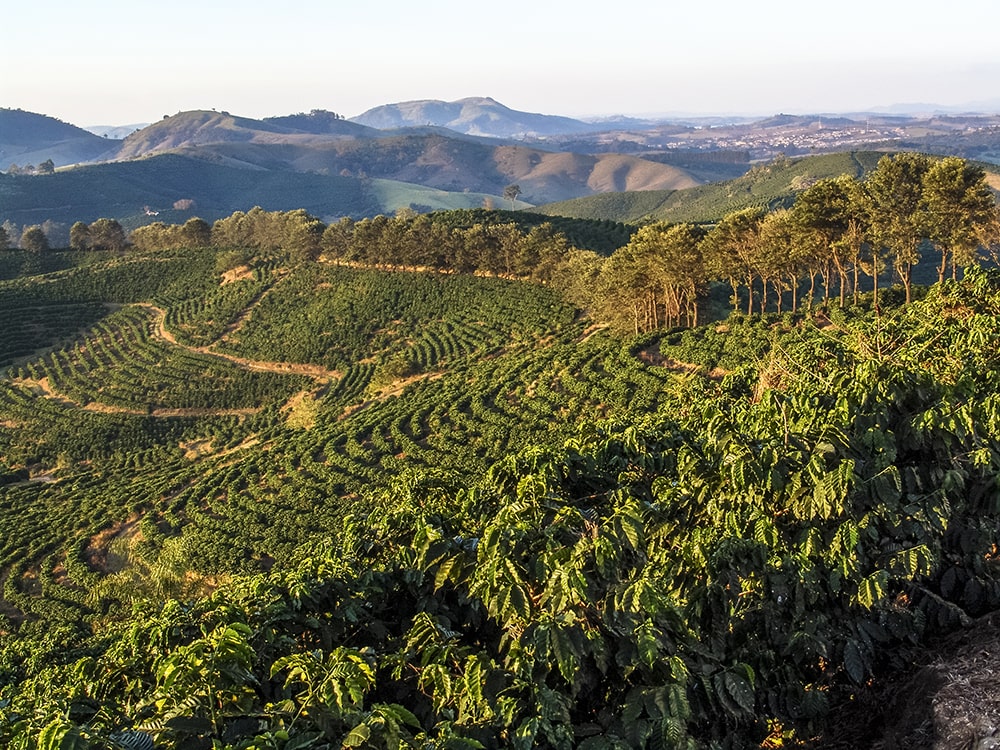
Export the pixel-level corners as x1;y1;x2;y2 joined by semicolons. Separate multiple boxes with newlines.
573;154;1000;333
69;218;128;252
130;217;211;252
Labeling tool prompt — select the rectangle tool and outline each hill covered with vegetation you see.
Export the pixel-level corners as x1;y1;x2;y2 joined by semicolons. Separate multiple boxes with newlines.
0;108;701;233
0;109;119;169
1;164;1000;745
532;152;892;224
1;248;999;748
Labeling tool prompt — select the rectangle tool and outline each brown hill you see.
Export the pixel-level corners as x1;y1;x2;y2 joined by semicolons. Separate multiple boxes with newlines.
114;110;312;159
112;115;701;205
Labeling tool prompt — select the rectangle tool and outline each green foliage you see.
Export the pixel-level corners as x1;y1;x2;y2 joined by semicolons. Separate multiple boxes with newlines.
536;152;887;225
1;228;999;749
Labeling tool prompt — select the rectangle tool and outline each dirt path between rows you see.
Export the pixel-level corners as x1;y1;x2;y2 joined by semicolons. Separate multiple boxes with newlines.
11;375;263;418
8;302;341;418
139;304;342;380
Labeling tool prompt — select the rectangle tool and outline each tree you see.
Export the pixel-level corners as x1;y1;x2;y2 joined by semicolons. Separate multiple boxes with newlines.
503;184;522;210
37;159;55;175
0;225;8;250
596;241;657;334
977;205;1000;266
89;218;127;251
181;217;212;248
919;156;996;283
635;222;706;326
20;225;48;252
321;217;356;262
1;222;17;250
757;208;807;312
793;175;867;306
702;207;766;314
549;248;605;312
865;154;930;304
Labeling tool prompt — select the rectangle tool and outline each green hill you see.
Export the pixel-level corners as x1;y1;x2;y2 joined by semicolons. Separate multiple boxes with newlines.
534;151;891;223
0;153;516;229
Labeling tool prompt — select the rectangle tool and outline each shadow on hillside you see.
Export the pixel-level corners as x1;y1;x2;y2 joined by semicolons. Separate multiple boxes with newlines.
812;613;1000;749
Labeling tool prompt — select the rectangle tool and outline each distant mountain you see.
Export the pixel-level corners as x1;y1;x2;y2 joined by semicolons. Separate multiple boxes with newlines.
0;109;119;168
350;97;605;138
84;123;150;139
533;151;897;224
263;110;377;137
88;111;701;205
114;110;307;160
132;134;699;204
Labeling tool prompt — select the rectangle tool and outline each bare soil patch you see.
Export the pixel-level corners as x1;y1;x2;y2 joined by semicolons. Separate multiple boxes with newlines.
84;514;143;574
220;265;254;285
813;613;1000;749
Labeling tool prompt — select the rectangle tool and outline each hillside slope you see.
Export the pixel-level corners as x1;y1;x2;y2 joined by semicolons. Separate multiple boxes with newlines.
0;248;997;748
350;96;602;137
534;151;892;223
0;108;119;167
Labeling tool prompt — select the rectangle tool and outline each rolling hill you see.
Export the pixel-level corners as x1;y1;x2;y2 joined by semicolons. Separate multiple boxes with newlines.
0;108;119;168
0;241;998;748
349;96;605;137
533;151;894;223
0;109;701;229
0;153;523;228
114;110;381;160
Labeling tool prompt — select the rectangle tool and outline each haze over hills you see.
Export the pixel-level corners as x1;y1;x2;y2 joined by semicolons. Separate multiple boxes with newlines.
4;97;1000;236
0;108;119;168
0;107;701;227
349;96;606;137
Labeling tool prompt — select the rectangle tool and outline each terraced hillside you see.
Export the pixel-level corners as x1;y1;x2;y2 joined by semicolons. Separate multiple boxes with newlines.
0;247;683;622
1;242;999;749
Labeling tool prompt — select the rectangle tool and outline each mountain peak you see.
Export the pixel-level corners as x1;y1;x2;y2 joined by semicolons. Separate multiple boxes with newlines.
349;97;603;138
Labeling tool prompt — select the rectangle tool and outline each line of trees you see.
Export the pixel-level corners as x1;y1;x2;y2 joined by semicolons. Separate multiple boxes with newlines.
579;154;1000;333
69;218;128;252
134;206;572;279
19;153;997;337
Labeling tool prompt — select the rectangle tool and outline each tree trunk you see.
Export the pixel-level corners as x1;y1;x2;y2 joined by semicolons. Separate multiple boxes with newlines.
938;249;948;285
873;265;880;311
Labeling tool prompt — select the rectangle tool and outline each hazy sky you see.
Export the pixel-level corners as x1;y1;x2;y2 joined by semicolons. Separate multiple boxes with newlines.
5;0;1000;126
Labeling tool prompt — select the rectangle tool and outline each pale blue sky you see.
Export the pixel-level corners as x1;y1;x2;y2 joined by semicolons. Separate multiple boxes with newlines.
4;0;999;126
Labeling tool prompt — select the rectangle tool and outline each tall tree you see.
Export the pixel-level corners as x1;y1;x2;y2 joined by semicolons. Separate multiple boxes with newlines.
919;156;996;283
549;248;605;312
757;208;808;312
69;221;91;251
181;217;212;248
647;222;705;326
20;225;48;252
865;154;930;304
702;207;766;314
503;184;522;211
89;218;127;252
793;175;867;306
977;204;1000;266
